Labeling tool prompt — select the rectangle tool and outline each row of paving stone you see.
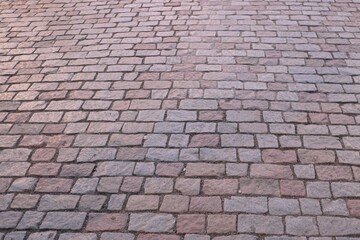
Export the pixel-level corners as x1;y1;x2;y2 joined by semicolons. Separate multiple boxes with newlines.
1;160;360;182
0;144;359;161
2;232;360;240
1;192;359;213
1;170;360;194
2;211;360;236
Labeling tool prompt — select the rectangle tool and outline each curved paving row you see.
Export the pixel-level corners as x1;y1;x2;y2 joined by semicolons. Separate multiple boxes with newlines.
0;0;360;239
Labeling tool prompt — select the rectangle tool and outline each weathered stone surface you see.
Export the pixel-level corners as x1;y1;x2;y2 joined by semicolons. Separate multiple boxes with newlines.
0;148;31;162
100;233;135;240
146;148;179;161
190;197;222;213
207;214;236;234
237;214;284;234
221;134;254;147
17;211;45;229
298;149;336;163
226;111;261;122
77;148;116;162
240;178;280;196
38;195;79;211
28;231;57;240
318;216;360;236
262;149;297;163
0;211;23;228
321;199;349;216
285;216;319;236
200;148;237;162
224;197;267;213
58;233;97;240
86;213;128;231
269;198;300;215
203;179;238;195
40;212;87;230
94;162;135;176
8;178;37;192
0;162;30;176
0;193;14;210
128;213;176;232
331;182;360;198
177;214;206;233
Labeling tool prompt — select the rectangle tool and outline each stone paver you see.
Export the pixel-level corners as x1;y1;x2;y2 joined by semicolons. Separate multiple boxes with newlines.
0;0;360;237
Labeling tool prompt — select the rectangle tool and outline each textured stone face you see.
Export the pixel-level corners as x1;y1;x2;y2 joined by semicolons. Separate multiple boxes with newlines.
86;213;128;231
285;216;319;236
1;0;360;237
128;213;176;232
318;216;360;236
224;197;268;213
237;214;284;234
94;162;135;176
40;212;87;230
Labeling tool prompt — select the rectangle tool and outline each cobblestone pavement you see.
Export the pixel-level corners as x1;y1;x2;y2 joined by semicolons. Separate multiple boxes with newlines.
1;0;360;239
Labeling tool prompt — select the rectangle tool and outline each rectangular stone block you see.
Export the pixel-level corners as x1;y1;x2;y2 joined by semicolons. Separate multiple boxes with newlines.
237;214;284;234
129;213;175;232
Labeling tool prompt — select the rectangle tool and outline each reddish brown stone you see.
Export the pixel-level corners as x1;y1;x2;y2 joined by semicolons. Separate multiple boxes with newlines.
126;195;159;211
28;163;61;176
202;179;238;195
31;148;57;162
250;164;293;179
262;149;297;163
207;214;236;233
185;163;225;177
120;177;143;193
86;213;128;231
280;180;305;197
347;200;360;217
35;178;73;193
316;166;353;181
240;178;280;196
189;134;219;147
156;163;184;176
177;214;206;233
189;197;222;212
298;149;335;163
160;195;189;212
199;111;224;121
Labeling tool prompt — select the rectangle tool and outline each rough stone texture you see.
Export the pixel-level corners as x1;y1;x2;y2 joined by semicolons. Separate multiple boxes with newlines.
28;231;57;240
188;197;221;213
1;0;360;237
128;213;176;232
126;195;160;211
285;216;319;236
177;215;205;234
86;213;128;231
202;179;238;195
321;199;349;216
347;200;360;217
224;197;267;213
207;214;236;234
94;162;135;176
331;182;360;198
58;233;97;240
318;216;360;236
40;212;86;230
0;211;23;229
269;198;300;215
237;214;284;234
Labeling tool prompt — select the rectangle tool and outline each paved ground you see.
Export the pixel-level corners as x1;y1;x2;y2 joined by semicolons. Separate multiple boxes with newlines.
1;0;360;239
